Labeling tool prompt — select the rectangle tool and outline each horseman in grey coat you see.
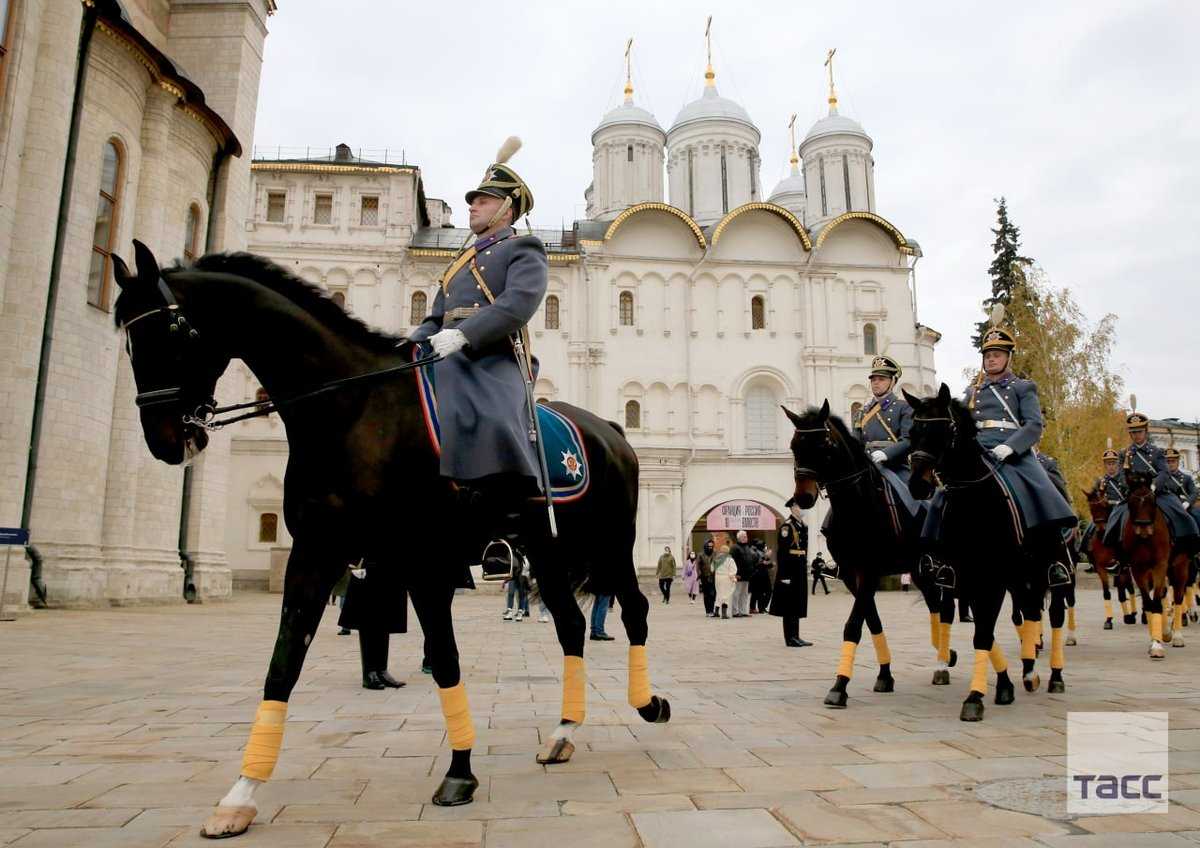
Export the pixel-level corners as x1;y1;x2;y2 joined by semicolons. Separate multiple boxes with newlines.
1104;414;1200;552
852;354;923;525
1160;447;1200;528
409;138;548;527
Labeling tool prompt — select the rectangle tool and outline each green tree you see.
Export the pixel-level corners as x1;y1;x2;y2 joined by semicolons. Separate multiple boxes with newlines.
973;197;1032;348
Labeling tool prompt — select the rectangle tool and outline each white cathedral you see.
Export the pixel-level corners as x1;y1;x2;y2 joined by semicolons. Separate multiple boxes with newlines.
234;57;940;582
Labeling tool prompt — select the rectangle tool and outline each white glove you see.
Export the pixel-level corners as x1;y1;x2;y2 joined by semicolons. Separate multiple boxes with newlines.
870;450;888;463
350;568;366;579
991;444;1014;462
430;328;467;358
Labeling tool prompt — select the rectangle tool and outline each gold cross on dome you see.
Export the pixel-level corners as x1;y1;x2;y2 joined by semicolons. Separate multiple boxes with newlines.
825;48;838;107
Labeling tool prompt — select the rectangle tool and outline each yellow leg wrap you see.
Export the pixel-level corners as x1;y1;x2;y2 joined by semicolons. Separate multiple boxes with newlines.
871;632;892;666
1068;607;1077;632
1104;599;1114;618
989;641;1008;673
437;683;476;751
970;649;989;695
1130;594;1139;614
836;640;857;679
562;655;586;724
627;646;652;709
1019;620;1038;661
1174;605;1184;636
1150;612;1164;643
1050;627;1065;670
240;700;287;781
937;622;951;664
929;613;940;650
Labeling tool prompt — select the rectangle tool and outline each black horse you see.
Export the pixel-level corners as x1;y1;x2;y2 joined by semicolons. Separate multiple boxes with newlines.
904;386;1024;721
783;402;958;708
111;242;669;838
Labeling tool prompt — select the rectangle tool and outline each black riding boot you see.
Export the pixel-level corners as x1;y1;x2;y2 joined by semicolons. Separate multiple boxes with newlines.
360;630;404;689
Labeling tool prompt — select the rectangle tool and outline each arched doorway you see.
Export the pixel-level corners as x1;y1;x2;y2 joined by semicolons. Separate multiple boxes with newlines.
689;499;782;554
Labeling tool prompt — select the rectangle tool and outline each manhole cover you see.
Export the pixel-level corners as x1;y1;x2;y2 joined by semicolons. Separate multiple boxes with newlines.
973;777;1074;821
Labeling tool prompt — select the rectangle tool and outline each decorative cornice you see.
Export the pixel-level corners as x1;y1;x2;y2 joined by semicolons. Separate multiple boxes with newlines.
251;162;417;176
814;210;913;254
710;202;812;250
603;202;706;249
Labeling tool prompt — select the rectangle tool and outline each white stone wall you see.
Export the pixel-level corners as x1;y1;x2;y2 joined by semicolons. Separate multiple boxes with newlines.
800;132;875;228
666;122;762;226
588;124;666;221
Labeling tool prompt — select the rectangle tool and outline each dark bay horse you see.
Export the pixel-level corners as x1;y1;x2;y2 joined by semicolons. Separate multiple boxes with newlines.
111;243;669;838
1121;472;1189;657
1083;483;1139;628
783;402;957;708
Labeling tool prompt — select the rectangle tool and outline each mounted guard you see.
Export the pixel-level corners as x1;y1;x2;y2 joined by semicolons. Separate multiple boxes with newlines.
854;355;915;484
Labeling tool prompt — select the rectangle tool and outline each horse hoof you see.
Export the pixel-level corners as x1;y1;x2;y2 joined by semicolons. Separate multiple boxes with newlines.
1048;679;1066;694
536;738;575;765
431;775;479;807
1190;610;1199;624
995;679;1016;705
1124;614;1137;625
1149;641;1166;659
824;689;848;709
960;699;985;722
948;648;958;668
931;669;950;686
1103;618;1113;630
1173;634;1186;648
200;805;256;839
1023;673;1041;693
1066;635;1077;646
873;676;895;693
1141;612;1148;624
636;696;671;724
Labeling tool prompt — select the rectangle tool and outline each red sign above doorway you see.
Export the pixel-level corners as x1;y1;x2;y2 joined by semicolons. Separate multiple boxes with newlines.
705;500;776;531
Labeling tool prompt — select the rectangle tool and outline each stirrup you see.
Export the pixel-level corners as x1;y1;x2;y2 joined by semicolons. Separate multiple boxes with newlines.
820;562;840;579
1105;560;1122;575
481;539;519;582
934;563;956;590
917;554;936;581
1047;562;1071;588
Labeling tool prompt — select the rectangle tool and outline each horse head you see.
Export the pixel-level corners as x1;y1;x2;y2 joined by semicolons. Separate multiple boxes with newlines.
782;400;863;509
1083;482;1111;526
1125;471;1158;539
112;241;229;465
903;383;956;500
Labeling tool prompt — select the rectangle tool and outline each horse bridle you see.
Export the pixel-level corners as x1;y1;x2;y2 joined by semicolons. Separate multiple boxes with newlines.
791;423;870;492
121;273;443;431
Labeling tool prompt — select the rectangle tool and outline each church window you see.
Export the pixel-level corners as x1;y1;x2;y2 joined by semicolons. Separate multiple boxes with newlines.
619;290;634;326
751;296;766;330
266;191;285;222
314;192;332;224
818;158;828;217
842;154;852;210
411;291;428;324
183;203;201;262
625;399;641;429
687;147;695;216
627;144;633;162
865;159;874;212
863;323;877;355
720;146;729;214
88;139;123;310
258;513;278;544
545;294;560;330
360;195;379;226
749;152;758;199
330;290;346;308
744;385;778;452
851;401;863;422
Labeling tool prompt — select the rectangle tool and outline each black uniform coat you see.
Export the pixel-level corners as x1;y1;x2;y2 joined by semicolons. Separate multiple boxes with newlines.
408;226;549;481
338;561;409;634
770;517;809;619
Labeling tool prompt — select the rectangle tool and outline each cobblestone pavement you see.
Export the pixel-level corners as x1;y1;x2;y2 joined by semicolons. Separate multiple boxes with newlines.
2;578;1200;846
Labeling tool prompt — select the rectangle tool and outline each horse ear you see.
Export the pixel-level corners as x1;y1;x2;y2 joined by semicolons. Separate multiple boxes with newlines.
901;388;920;408
132;239;160;286
819;399;830;421
937;383;952;405
112;253;132;290
781;406;804;430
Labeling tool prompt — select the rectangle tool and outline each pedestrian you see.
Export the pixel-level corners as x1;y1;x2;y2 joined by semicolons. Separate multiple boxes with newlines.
682;551;700;604
338;559;408;690
900;572;912;592
656;546;677;604
771;499;811;646
811;553;831;595
697;538;717;616
503;549;531;620
750;539;772;613
590;592;615;640
730;531;757;616
713;545;737;619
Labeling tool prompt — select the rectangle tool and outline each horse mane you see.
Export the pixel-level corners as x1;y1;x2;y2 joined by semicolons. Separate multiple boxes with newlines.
182;252;408;355
824;410;863;453
947;397;978;443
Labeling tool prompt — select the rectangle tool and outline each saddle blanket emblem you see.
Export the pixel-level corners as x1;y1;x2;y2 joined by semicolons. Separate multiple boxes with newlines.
414;349;590;503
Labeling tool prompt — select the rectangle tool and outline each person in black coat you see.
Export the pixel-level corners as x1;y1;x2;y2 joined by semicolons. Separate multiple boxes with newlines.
771;500;811;646
338;559;409;690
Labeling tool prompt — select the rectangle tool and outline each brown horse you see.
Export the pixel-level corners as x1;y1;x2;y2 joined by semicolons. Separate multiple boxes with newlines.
1083;484;1139;628
1121;473;1189;657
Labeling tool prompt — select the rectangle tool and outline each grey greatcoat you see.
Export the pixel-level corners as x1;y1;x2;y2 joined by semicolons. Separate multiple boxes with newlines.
409;227;548;481
854;393;914;482
1104;442;1200;545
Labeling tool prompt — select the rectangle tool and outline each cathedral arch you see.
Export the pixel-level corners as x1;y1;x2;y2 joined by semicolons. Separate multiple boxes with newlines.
813;210;913;253
603;201;706;248
709;202;812;250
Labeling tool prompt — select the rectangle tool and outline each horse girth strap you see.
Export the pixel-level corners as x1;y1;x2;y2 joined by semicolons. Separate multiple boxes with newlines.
468;259;534;376
860;404;898;443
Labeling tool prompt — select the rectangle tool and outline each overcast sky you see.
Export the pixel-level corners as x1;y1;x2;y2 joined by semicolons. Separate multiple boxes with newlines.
252;0;1199;418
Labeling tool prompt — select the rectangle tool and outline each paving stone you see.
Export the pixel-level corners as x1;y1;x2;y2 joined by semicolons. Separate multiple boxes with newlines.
903;799;1068;837
0;808;138;829
726;766;861;792
562;794;695;815
632;809;799;848
9;826;185;847
610;767;741;795
487;772;617;803
833;761;968;788
168;823;337;847
486;814;637;848
274;802;424;823
775;799;946;844
692;791;820;810
1035;834;1199;847
417;800;558;821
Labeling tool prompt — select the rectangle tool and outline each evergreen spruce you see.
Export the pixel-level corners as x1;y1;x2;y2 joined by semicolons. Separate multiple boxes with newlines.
973;197;1033;348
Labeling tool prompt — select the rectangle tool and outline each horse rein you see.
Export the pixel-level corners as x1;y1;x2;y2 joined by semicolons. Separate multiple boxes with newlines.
791;424;872;493
121;275;443;430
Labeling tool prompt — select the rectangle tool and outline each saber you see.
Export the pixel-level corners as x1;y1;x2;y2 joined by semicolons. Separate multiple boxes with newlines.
512;332;558;537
